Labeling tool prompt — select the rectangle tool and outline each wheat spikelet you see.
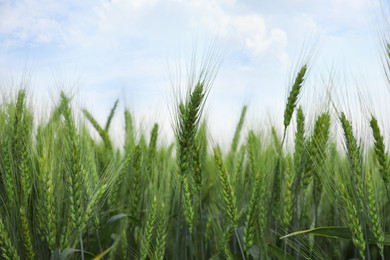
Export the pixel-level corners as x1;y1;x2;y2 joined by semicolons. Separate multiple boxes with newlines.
43;159;57;251
338;182;366;259
60;93;85;240
0;218;19;260
258;183;268;251
124;109;135;152
71;147;84;232
283;64;307;132
232;144;246;187
83;108;112;150
82;184;107;232
19;117;32;202
365;169;384;258
176;82;205;179
339;113;364;208
85;141;99;197
293;107;305;226
283;156;294;227
243;160;262;255
270;127;283;222
370;115;390;186
174;80;208;255
231;105;247;153
2;138;15;209
247;131;258;177
147;123;159;175
192;142;203;192
303;113;330;182
310;113;330;225
110;148;134;209
213;147;238;226
294;106;305;185
130;145;142;219
271;127;282;154
182;177;194;233
12;89;26;157
140;196;157;260
154;202;168;260
35;124;57;249
20;207;35;259
104;99;119;132
193;121;207;191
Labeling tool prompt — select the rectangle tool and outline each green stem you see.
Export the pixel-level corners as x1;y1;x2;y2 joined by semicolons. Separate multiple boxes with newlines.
175;181;184;260
80;235;85;260
235;228;246;260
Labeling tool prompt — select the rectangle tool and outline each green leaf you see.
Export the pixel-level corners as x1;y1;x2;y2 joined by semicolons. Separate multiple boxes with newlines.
107;213;139;224
248;245;259;259
107;213;129;224
281;226;390;245
92;246;113;260
267;244;294;260
280;226;352;240
59;249;93;260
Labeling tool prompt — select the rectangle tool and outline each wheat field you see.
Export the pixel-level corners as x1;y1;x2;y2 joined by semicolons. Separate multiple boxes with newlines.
1;50;390;260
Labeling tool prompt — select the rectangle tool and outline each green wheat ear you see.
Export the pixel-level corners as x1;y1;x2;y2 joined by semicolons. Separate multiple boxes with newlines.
293;106;305;225
12;89;26;156
283;64;307;135
227;105;248;173
283;155;294;228
243;133;262;256
213;146;238;227
339;112;366;258
370;115;390;186
124;109;135;152
147;123;159;175
294;106;305;176
140;196;158;260
82;108;113;150
338;181;366;259
105;99;119;132
154;202;168;260
230;105;247;155
182;177;194;233
339;112;364;206
0;218;19;259
176;82;206;179
365;169;384;258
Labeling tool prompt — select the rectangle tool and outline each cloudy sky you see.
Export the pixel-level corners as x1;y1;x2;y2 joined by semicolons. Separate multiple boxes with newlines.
0;0;389;146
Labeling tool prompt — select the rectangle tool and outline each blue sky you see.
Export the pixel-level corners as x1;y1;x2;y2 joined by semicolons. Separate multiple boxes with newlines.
0;0;389;146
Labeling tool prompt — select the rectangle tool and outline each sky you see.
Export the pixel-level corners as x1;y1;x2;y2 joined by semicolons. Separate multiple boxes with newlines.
0;0;389;147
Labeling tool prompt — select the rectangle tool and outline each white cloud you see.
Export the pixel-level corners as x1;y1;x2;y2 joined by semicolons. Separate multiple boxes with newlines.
330;0;374;13
234;16;287;57
177;1;289;59
0;0;289;62
0;1;76;46
293;13;322;33
124;0;159;9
